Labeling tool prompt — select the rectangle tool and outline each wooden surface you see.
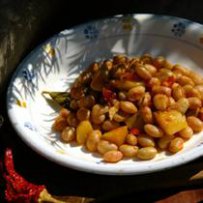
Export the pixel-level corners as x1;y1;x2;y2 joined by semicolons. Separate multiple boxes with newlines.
1;0;203;202
156;189;203;203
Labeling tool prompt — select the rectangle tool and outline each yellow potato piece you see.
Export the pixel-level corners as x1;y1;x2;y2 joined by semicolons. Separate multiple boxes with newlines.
76;120;93;145
102;126;128;146
154;110;187;135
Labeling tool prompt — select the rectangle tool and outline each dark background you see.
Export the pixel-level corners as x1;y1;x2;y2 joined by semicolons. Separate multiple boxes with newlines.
1;0;203;202
1;0;203;92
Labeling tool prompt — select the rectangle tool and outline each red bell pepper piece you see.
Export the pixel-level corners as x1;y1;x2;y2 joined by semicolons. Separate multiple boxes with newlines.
130;128;140;135
162;76;175;87
102;88;116;103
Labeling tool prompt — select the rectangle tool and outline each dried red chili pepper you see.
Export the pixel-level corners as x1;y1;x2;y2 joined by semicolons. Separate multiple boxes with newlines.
3;149;45;202
3;149;65;203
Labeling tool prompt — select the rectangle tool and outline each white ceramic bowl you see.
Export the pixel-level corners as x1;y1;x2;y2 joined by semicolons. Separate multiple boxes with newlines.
7;14;203;175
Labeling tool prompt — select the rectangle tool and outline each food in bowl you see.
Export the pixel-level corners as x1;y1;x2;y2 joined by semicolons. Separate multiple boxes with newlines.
43;54;203;163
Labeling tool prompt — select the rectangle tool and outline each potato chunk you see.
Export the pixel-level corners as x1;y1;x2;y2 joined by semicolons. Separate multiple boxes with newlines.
154;110;187;135
76;120;93;144
102;126;128;146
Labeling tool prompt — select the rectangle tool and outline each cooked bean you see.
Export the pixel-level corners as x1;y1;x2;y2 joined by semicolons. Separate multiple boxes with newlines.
171;82;179;89
113;65;126;78
113;55;127;64
97;140;118;154
176;75;195;86
70;100;79;110
188;88;201;98
188;97;202;110
92;115;105;125
91;104;106;124
86;95;96;108
113;111;128;122
120;101;137;114
158;135;174;150
153;56;166;69
70;86;84;99
90;62;99;72
138;92;151;107
157;68;173;82
60;127;76;142
172;98;189;114
126;133;138;145
164;60;173;69
189;71;203;85
144;124;163;138
183;85;193;96
135;65;152;80
78;95;95;108
179;127;193;140
140;53;153;64
172;85;185;101
119;145;138;157
140;106;153;124
137;134;155;147
102;120;120;131
76;108;90;121
144;64;157;75
103;150;123;163
153;94;169;110
129;57;140;66
127;86;145;101
152;85;171;96
86;130;102;152
67;113;78;127
168;137;184;153
148;77;161;87
78;97;85;108
137;147;157;160
195;85;203;99
172;64;190;76
183;85;201;98
173;72;182;80
52;116;67;132
103;60;113;71
59;108;70;118
168;97;176;107
187;116;203;132
108;105;119;121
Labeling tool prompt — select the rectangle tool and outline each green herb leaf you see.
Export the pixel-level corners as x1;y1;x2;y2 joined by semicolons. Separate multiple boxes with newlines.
42;91;71;107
